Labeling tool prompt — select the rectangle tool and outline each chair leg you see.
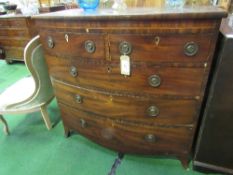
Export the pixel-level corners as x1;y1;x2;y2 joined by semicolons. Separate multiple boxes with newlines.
40;105;52;130
0;115;10;135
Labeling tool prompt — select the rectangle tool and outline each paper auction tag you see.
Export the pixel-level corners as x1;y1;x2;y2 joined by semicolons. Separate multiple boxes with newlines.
120;55;130;76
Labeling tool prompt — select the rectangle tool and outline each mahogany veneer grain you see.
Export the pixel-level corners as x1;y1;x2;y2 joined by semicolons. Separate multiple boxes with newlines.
33;7;226;168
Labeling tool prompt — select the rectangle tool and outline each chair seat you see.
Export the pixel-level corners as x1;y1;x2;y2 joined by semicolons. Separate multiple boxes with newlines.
0;76;35;113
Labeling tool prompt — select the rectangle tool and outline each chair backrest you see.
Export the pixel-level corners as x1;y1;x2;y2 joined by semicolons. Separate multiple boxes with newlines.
31;43;54;104
24;35;41;98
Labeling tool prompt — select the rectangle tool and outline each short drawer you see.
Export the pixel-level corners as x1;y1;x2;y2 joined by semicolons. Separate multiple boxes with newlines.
40;32;106;59
54;80;198;125
109;34;213;63
60;103;193;155
46;55;205;97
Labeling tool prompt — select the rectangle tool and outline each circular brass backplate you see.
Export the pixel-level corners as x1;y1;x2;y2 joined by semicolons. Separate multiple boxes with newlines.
147;105;160;117
148;75;161;88
184;42;199;56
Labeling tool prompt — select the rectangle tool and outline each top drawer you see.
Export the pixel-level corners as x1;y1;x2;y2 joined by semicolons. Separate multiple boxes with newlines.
41;32;213;63
109;34;213;63
40;32;106;59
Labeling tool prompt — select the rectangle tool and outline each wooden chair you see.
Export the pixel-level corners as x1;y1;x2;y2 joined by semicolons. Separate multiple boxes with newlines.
0;35;54;135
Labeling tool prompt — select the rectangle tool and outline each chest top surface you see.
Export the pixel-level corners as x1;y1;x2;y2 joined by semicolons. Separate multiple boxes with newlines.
33;6;226;20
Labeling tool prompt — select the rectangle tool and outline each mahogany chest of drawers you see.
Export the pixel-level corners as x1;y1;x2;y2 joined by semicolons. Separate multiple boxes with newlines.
0;15;37;63
33;7;226;167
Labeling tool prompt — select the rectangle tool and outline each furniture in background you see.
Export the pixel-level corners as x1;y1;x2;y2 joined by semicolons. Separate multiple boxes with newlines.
0;2;67;64
193;15;233;174
217;0;232;12
0;15;37;63
117;0;164;7
0;35;54;135
39;5;65;13
100;0;211;8
33;6;225;168
38;0;77;11
38;0;66;13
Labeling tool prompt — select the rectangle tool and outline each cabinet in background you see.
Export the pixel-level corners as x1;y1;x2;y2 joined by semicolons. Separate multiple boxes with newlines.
0;15;37;63
193;16;233;174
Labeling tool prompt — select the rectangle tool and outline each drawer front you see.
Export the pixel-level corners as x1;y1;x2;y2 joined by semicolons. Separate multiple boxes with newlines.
109;34;213;63
54;80;197;125
60;103;192;155
0;18;28;28
4;47;24;59
40;32;106;59
42;32;213;63
46;55;205;97
0;28;30;37
0;38;29;47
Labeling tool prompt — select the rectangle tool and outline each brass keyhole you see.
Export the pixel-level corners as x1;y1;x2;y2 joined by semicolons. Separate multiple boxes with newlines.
65;34;69;43
107;66;112;73
154;36;160;46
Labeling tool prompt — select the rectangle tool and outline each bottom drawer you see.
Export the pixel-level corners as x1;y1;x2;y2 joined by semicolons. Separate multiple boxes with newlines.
59;103;193;156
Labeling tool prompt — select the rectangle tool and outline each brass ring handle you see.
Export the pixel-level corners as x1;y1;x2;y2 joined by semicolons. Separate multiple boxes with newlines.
144;134;157;143
85;40;96;53
70;66;78;77
47;36;55;48
119;41;132;55
75;95;83;104
148;75;161;88
184;42;199;56
147;105;160;117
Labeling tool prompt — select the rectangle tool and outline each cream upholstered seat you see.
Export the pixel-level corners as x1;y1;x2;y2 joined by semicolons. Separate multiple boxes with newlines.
0;35;54;135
